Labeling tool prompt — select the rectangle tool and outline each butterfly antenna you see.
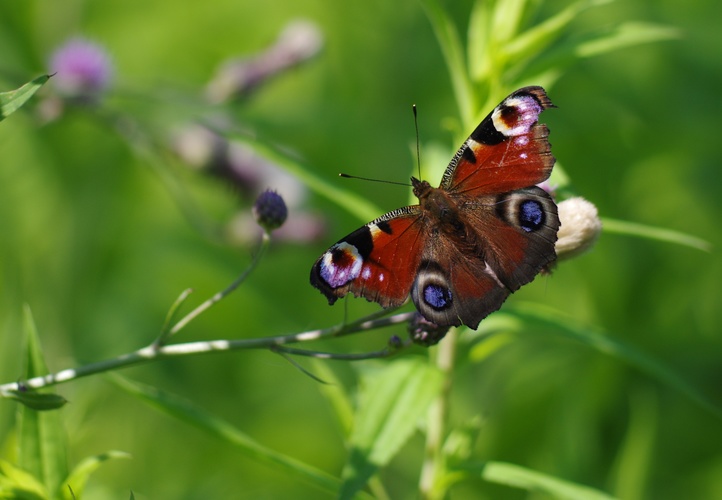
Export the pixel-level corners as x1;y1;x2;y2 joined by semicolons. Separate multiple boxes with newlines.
413;104;421;179
338;173;411;187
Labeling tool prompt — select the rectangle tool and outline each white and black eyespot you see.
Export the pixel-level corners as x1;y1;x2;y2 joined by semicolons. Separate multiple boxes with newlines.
318;242;363;289
412;263;455;324
495;187;553;234
491;95;543;138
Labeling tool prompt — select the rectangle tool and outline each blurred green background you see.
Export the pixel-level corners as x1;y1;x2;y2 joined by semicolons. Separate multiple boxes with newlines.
1;0;721;498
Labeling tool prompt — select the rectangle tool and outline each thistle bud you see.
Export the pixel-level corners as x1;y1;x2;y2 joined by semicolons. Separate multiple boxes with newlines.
253;190;288;231
555;197;602;260
408;312;451;347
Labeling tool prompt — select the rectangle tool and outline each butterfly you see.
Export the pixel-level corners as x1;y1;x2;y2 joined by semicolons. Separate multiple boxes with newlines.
310;86;560;329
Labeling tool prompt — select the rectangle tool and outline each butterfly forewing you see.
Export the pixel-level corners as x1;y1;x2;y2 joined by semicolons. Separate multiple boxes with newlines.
441;86;555;195
311;207;425;308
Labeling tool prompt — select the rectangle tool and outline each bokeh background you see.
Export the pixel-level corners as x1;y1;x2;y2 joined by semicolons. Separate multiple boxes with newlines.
1;0;720;498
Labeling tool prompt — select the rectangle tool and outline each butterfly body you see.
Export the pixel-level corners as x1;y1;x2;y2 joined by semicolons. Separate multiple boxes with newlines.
311;87;560;329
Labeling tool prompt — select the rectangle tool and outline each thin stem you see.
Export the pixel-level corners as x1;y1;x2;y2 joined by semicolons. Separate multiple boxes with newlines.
156;288;194;346
270;340;409;361
419;329;457;499
163;231;271;342
0;311;415;395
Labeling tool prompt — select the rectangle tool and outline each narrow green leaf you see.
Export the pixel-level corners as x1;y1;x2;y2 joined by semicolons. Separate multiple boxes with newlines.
421;0;476;128
490;0;529;45
610;388;657;500
310;359;355;435
17;305;68;497
340;359;443;498
575;22;681;59
61;451;131;500
481;461;617;500
602;217;711;252
467;0;493;82
0;460;47;499
503;0;611;69
108;374;346;496
0;75;50;122
510;302;722;419
4;391;68;411
521;22;680;83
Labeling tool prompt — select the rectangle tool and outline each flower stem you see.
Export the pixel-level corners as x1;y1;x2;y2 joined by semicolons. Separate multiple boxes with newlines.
156;231;271;346
0;311;414;395
419;329;457;499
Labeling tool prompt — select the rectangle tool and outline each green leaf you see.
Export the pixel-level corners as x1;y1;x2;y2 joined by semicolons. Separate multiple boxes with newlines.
108;374;345;496
340;359;443;498
310;359;355;435
489;0;529;46
0;75;50;122
17;305;69;498
467;0;493;82
4;391;68;411
503;0;611;71
575;22;681;59
0;460;47;499
601;217;712;252
481;461;618;499
609;388;657;500
510;302;722;419
61;451;131;500
521;22;680;84
421;0;476;128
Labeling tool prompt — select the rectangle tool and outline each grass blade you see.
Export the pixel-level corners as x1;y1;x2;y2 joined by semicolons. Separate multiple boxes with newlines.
61;451;131;500
511;303;722;419
481;460;617;499
108;374;345;495
420;0;476;127
17;305;68;497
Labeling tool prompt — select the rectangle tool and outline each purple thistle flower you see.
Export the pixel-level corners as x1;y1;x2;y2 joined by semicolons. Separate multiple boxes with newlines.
50;38;113;102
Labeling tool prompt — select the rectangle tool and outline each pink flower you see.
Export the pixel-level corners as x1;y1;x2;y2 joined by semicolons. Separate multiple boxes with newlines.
50;38;113;101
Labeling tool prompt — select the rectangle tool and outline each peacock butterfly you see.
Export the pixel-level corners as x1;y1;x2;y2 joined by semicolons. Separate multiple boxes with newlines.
310;86;560;329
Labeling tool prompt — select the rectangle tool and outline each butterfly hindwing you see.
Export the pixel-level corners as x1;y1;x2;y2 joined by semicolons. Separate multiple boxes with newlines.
410;246;510;329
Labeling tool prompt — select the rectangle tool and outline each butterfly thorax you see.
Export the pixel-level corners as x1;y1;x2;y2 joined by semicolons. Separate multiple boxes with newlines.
412;177;469;243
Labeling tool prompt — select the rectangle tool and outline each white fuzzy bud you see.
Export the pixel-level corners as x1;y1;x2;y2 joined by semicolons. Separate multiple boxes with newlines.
555;197;602;260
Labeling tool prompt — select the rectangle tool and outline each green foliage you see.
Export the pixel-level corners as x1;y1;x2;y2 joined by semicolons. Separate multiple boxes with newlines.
480;460;617;499
0;0;720;498
340;359;443;498
0;75;48;122
1;308;126;499
16;307;68;498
